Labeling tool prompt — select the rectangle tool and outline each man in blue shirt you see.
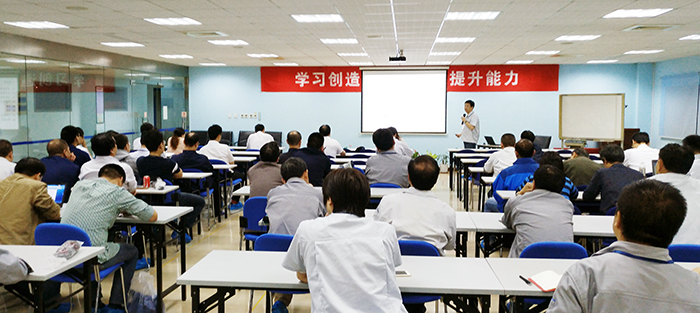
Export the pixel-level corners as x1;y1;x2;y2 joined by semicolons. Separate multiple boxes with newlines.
41;139;79;201
583;144;644;213
61;125;91;167
484;139;539;212
172;132;214;173
292;132;331;187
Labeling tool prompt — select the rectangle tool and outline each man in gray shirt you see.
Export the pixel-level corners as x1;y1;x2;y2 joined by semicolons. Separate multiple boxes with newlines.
365;128;411;188
247;141;284;197
265;157;326;312
0;248;31;285
501;165;574;258
548;179;700;312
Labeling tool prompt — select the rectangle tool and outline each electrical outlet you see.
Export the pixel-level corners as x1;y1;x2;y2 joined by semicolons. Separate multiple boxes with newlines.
242;114;248;119
252;112;258;119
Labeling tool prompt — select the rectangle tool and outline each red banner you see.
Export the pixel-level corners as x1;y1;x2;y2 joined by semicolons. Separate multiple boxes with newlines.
446;65;559;92
261;67;361;92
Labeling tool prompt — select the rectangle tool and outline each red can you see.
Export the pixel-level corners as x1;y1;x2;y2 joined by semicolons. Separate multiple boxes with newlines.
143;175;151;188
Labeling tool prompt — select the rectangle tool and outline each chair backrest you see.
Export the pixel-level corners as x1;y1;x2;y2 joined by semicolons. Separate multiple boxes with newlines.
606;206;617;216
352;154;371;159
398;240;440;256
354;167;365;175
668;244;700;262
557;150;572;154
35;223;92;246
370;183;402;189
254;234;294;252
520;242;588;259
457;149;475;153
243;197;268;232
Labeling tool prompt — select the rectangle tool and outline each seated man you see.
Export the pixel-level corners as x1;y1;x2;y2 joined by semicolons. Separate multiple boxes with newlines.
548;180;700;312
375;155;456;255
319;124;345;157
483;133;517;176
41;139;79;201
278;131;301;164
132;122;154;150
501;165;574;258
60;125;91;167
265;157;326;312
388;127;414;158
583;144;644;213
563;147;602;187
114;133;139;177
682;134;700;179
75;127;92;159
199;124;235;165
246;124;274;150
171;132;214;173
521;130;542;162
0;158;61;245
80;133;138;193
623;131;659;175
247;142;284;197
484;139;539;213
62;164;157;311
282;168;407;313
0;139;16;181
515;152;578;201
292;132;331;187
365;128;411;188
136;130;205;238
650;144;700;245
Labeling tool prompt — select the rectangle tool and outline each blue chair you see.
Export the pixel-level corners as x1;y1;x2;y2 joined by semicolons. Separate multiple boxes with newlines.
352;154;371;159
239;197;268;250
353;167;365;175
516;242;588;313
397;240;442;310
35;223;127;312
668;244;700;262
253;234;301;313
210;159;244;211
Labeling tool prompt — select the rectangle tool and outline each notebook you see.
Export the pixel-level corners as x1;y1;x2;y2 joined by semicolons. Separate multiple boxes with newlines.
528;270;562;292
484;136;496;145
46;185;66;204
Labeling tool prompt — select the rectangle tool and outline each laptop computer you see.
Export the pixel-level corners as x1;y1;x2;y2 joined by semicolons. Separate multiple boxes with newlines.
484;136;496;145
46;184;66;204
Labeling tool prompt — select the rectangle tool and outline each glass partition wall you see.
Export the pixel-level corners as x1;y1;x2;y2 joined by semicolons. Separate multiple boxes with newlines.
0;53;187;159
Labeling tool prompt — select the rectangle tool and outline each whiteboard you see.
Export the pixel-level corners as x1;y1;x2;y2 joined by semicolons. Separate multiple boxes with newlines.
559;94;624;141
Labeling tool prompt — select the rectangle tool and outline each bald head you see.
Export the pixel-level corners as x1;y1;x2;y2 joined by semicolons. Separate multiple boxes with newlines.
46;139;69;157
286;130;302;149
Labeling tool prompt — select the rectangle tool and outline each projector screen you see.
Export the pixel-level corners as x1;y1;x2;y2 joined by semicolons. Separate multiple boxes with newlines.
361;69;447;133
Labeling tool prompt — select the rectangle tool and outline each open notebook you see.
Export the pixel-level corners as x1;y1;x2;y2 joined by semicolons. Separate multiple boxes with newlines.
528;270;563;292
46;185;66;204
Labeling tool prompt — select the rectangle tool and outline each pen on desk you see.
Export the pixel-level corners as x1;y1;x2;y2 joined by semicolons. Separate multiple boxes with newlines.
519;275;532;285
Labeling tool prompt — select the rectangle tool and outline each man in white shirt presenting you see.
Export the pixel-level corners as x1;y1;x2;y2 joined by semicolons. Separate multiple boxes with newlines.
682;134;700;179
199;124;235;165
623;131;658;175
319;124;345;157
483;133;516;176
0;140;15;181
246;124;274;150
455;100;479;149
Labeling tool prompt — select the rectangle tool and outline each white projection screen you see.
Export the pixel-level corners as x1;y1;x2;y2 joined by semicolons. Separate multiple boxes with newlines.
361;70;447;133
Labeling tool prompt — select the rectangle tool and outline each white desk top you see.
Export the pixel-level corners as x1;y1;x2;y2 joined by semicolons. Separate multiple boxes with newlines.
231;147;286;151
212;164;237;170
135;185;179;195
461;159;484;165
233;186;403;199
449;149;496;153
456;211;477;232
331;164;366;170
179;172;213;179
481;176;496;184
115;206;193;225
177;250;504;295
486;258;575;297
330;158;370;164
455;153;491;159
496;190;599;201
470;167;486;173
233;156;257;162
231;151;261;156
342;152;376;157
0;245;104;281
466;212;614;237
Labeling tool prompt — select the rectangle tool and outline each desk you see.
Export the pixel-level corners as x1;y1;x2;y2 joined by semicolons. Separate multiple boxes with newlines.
1;245;104;313
330;158;370;164
478;175;495;212
459;158;488;209
341;152;376;157
136;185;180;206
177;251;502;313
176;172;213;229
115;206;193;313
211;164;238;221
330;164;366;170
232;156;257;185
180;172;213;180
496;190;599;201
233;186;403;199
467;212;614;257
230;151;261;157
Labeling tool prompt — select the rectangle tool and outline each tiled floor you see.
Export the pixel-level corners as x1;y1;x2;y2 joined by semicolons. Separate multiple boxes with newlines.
2;173;507;313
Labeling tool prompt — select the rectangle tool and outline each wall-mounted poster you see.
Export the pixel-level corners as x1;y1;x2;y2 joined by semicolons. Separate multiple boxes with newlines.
0;77;19;130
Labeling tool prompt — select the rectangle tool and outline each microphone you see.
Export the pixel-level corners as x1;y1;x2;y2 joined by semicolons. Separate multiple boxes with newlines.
461;113;466;125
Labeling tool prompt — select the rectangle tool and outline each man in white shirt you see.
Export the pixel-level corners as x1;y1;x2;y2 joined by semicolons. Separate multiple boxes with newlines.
199;124;235;164
375;155;456;255
282;168;407;313
650;143;700;244
623;132;658;175
0;140;15;181
682;134;700;179
455;100;479;149
79;132;138;193
319;124;345;157
132;122;154;150
388;127;414;157
246;124;274;150
483;133;516;176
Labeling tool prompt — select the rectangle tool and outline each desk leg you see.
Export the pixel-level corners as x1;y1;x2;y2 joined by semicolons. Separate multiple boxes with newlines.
180;219;187;301
475;232;481;258
84;258;94;313
480;295;490;313
213;176;222;223
191;286;200;313
463;171;469;210
31;282;45;313
156;225;164;313
449;152;454;191
498;295;507;313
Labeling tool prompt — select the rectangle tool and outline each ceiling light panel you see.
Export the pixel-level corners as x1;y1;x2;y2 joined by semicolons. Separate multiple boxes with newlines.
101;42;144;47
2;58;45;64
291;14;343;23
144;18;202;26
526;50;560;55
506;60;534;64
159;54;193;59
680;35;700;41
624;50;663;54
555;35;601;41
587;60;618;64
603;9;672;19
320;38;358;44
247;54;279;58
208;40;249;46
273;63;299;66
435;37;476;43
445;12;500;20
3;21;69;29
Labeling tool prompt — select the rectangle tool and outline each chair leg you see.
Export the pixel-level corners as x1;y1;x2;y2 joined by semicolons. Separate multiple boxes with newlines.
120;269;128;313
248;290;254;313
94;264;102;313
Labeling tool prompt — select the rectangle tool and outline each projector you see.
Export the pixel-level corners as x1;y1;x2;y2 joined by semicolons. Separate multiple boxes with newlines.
389;56;406;62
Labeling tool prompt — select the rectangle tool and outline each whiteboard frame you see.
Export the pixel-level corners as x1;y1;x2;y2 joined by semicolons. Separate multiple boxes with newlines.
559;93;625;142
